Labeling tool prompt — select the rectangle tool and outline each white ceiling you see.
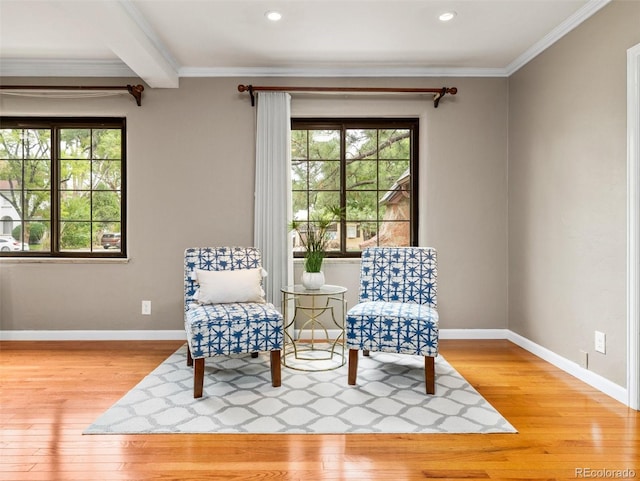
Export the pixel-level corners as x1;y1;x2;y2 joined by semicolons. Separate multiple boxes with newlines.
0;0;611;88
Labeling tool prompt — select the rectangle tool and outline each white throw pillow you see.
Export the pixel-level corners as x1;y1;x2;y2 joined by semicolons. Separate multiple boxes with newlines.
195;268;265;304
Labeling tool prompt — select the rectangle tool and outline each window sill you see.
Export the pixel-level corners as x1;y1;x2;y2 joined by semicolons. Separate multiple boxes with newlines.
0;257;131;264
293;257;361;265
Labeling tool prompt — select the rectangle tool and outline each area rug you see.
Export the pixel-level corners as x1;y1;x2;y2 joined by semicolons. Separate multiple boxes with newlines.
84;344;516;434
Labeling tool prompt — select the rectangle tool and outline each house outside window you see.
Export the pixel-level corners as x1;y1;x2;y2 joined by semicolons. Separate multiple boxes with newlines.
0;117;126;257
291;118;418;257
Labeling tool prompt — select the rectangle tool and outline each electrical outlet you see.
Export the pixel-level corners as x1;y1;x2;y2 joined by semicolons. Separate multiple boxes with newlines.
579;350;588;369
142;300;152;315
595;331;606;354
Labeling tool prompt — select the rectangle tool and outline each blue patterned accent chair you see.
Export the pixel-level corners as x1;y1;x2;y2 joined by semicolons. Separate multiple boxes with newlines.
184;247;283;398
346;247;439;394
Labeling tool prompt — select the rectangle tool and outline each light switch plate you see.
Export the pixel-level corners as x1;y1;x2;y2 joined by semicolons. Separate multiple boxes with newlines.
142;300;151;315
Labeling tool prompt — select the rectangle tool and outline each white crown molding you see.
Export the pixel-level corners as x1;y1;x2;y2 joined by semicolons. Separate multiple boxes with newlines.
179;66;509;78
0;58;137;78
1;61;508;79
505;0;611;76
0;0;610;82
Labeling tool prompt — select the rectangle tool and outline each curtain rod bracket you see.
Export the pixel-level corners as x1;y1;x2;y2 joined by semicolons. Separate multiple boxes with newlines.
433;87;458;108
237;84;457;108
127;84;144;106
238;84;256;106
433;87;446;108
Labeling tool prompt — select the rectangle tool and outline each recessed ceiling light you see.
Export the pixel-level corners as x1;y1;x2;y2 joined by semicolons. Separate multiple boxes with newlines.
438;11;457;22
265;11;282;21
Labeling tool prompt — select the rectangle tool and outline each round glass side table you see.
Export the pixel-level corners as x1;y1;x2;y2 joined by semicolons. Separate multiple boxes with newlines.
281;284;347;371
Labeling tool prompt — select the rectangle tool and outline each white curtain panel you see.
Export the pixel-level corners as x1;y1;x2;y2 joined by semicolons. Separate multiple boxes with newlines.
254;91;293;309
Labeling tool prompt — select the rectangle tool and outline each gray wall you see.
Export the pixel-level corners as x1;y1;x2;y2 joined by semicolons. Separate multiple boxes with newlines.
1;0;636;389
508;0;640;387
0;76;508;333
290;78;509;329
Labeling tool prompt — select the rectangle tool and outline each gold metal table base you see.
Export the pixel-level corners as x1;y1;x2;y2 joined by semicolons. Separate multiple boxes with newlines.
283;338;346;371
281;284;347;372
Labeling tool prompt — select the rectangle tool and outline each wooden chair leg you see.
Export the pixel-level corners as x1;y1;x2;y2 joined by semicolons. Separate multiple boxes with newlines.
270;350;282;387
194;358;204;398
363;349;370;357
187;345;193;367
425;356;435;395
251;352;259;358
348;349;359;385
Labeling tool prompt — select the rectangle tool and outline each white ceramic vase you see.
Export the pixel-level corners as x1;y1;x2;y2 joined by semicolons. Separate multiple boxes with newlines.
301;271;325;290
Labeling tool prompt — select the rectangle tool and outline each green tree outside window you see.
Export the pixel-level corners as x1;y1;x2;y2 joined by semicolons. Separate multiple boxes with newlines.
291;119;418;257
0;118;126;257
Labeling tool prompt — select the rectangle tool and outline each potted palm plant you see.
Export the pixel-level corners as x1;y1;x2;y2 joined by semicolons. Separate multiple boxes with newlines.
290;205;343;289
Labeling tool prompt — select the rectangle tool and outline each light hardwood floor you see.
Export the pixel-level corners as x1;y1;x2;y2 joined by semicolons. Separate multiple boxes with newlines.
1;340;638;481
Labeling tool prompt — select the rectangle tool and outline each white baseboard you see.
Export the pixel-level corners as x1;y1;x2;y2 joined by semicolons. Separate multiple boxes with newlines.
0;330;186;341
292;328;510;341
507;331;628;405
0;328;510;342
0;327;629;406
293;328;509;341
440;328;509;339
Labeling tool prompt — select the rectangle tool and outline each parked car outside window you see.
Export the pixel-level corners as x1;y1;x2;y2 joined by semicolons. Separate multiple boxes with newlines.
0;117;126;258
101;233;121;249
0;236;22;251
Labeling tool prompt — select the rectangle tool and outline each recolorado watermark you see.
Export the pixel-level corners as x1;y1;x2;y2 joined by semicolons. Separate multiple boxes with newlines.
576;468;637;479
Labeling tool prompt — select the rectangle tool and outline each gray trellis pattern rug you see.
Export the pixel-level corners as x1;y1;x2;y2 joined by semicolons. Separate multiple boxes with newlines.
84;345;516;434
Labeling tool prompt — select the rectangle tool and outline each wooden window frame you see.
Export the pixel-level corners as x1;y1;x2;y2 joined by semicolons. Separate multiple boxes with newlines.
291;117;419;258
0;116;127;258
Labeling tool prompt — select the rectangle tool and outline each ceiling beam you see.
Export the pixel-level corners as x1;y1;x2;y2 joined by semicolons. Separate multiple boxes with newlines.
56;0;179;88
